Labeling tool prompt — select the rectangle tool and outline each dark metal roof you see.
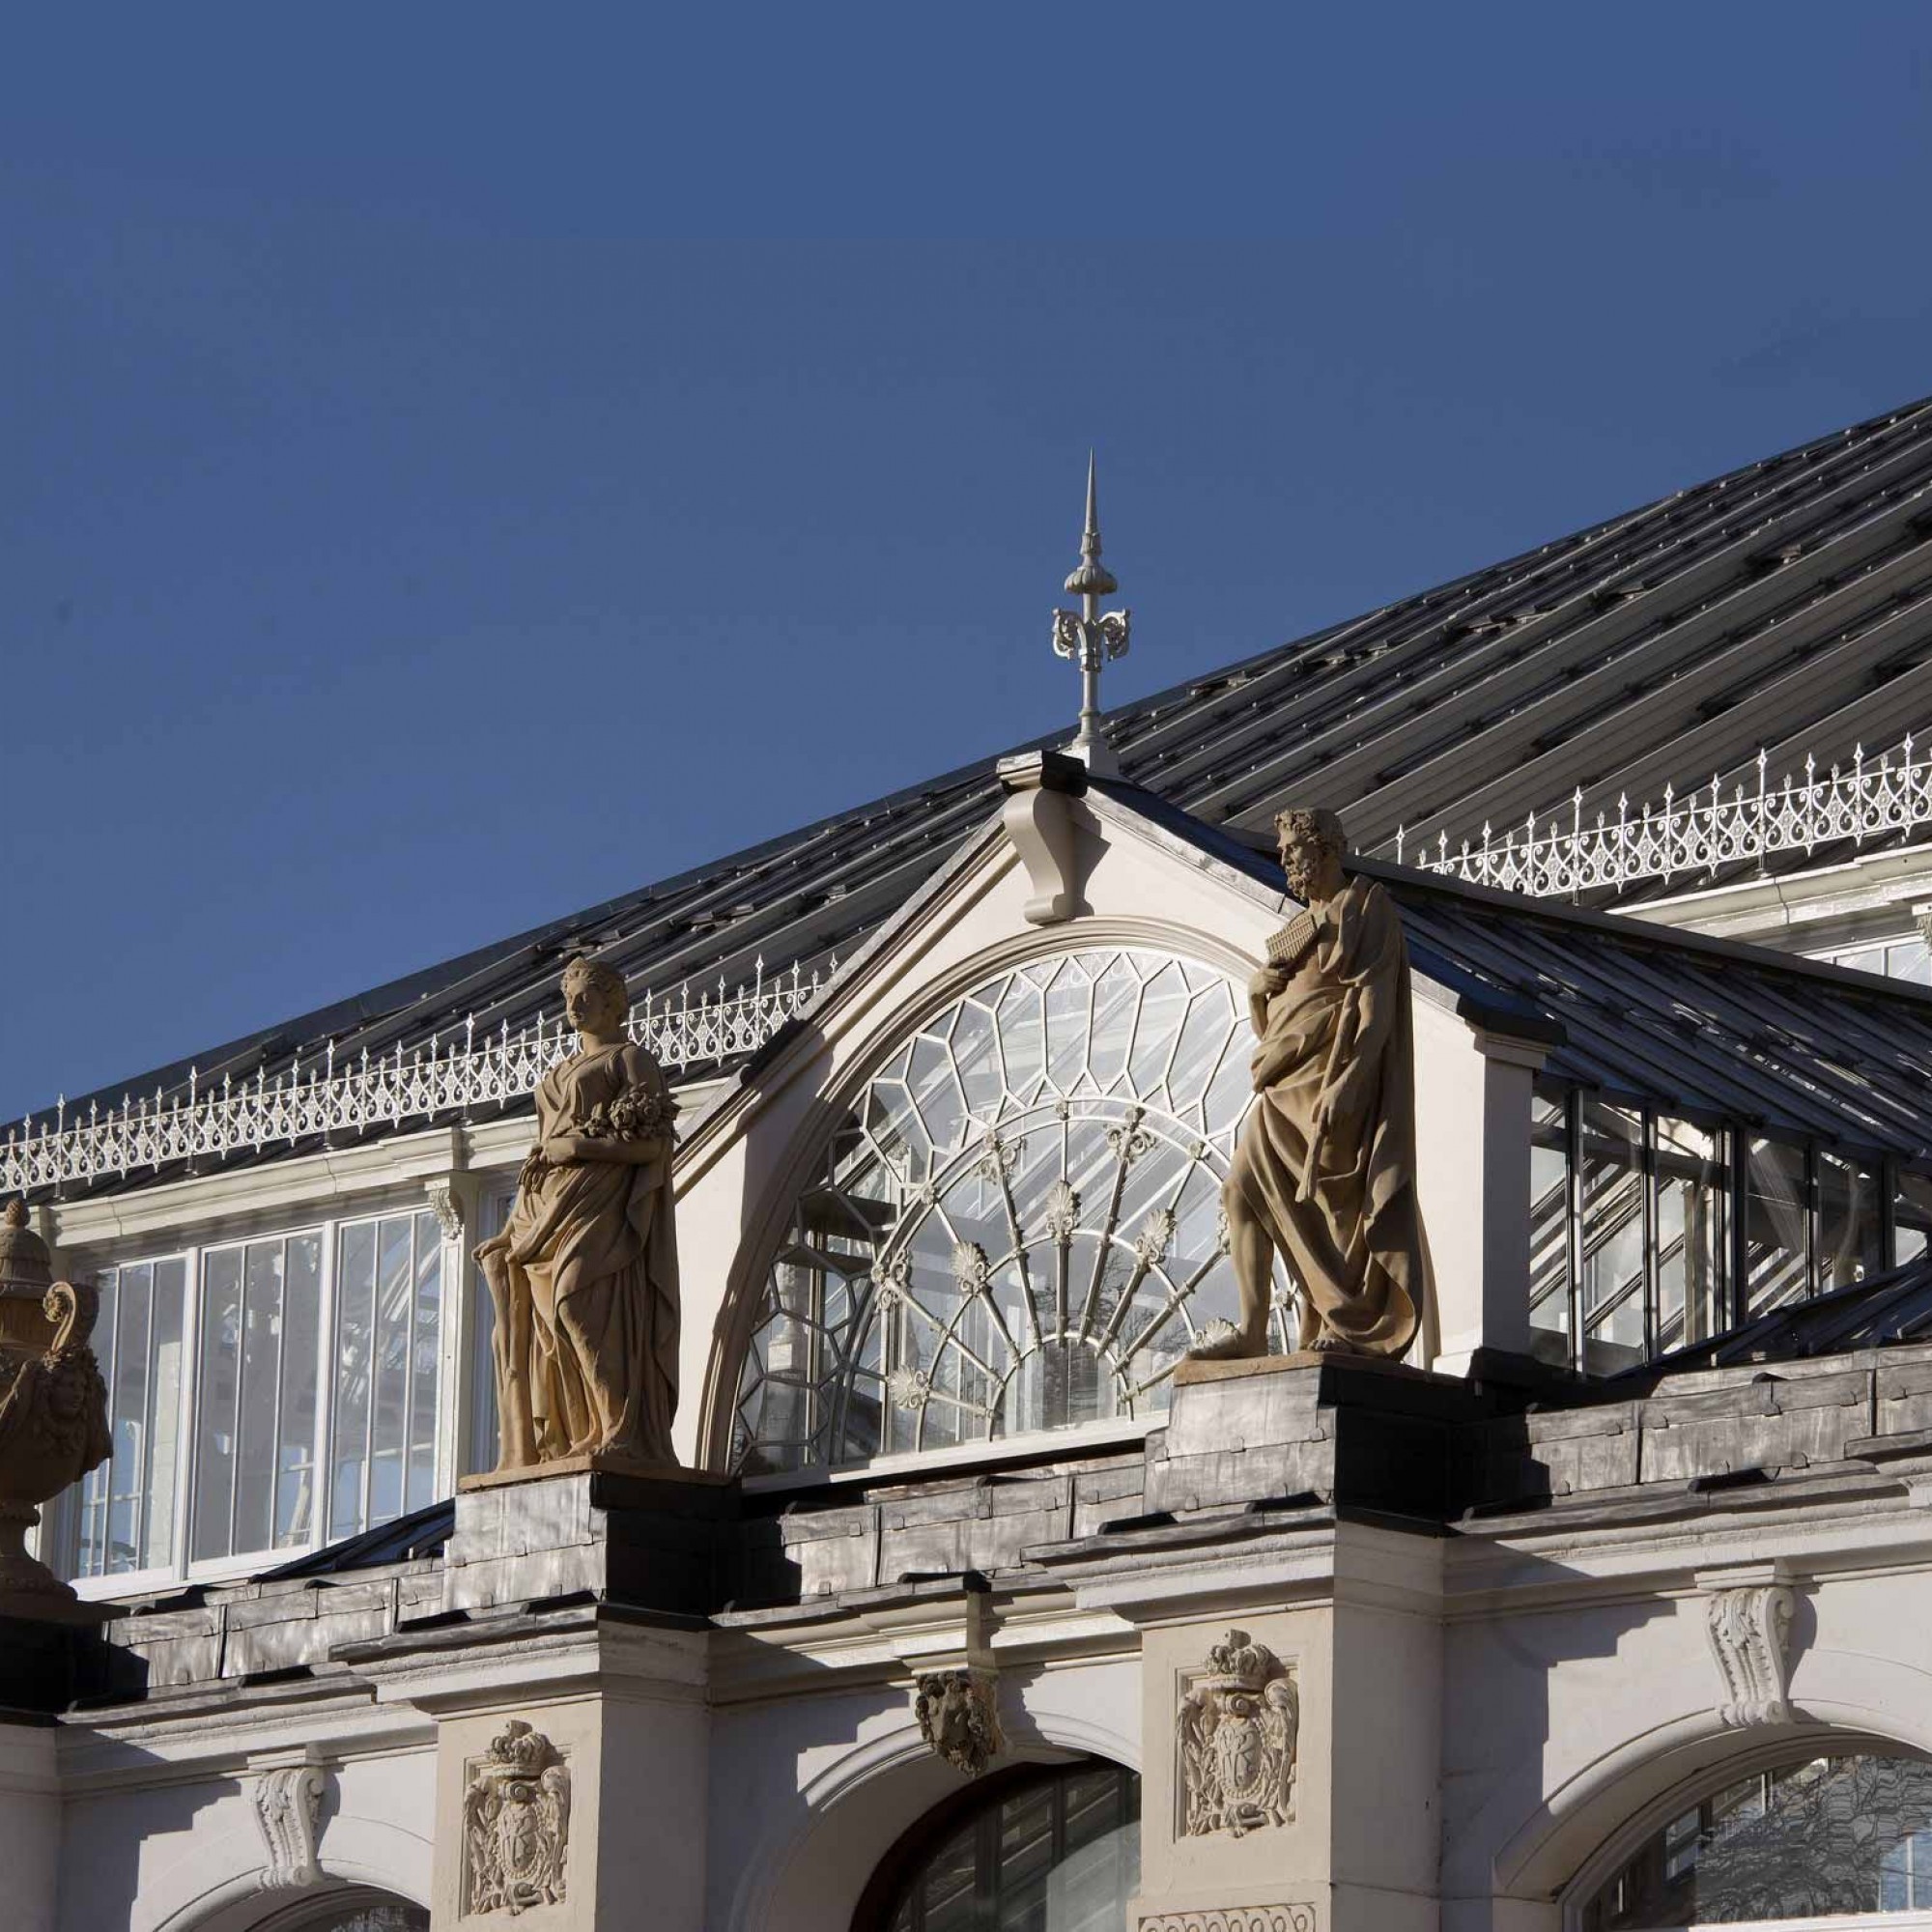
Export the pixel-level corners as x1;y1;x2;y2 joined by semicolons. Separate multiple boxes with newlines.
28;391;1932;1175
1623;1255;1932;1373
1111;782;1932;1165
258;1495;453;1577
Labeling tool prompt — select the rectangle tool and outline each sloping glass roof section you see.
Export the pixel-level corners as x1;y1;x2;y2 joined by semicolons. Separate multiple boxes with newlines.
20;392;1932;1191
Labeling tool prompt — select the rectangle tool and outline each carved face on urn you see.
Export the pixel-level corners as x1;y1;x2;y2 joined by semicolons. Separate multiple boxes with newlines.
1275;809;1347;904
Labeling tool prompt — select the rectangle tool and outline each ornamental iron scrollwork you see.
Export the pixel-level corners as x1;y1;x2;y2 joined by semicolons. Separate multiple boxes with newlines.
462;1719;571;1917
1178;1630;1300;1838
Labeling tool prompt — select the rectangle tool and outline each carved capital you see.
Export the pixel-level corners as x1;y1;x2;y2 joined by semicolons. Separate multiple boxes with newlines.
914;1667;1003;1776
463;1719;571;1917
252;1761;325;1891
1705;1582;1796;1728
1178;1629;1300;1838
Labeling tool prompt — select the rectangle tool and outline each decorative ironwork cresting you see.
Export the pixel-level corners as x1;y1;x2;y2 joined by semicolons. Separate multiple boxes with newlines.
1051;452;1131;776
1398;734;1932;898
2;958;829;1196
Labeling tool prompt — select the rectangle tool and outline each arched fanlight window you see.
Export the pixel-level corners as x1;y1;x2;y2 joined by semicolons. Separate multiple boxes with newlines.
731;949;1292;1473
858;1760;1140;1932
1581;1749;1932;1928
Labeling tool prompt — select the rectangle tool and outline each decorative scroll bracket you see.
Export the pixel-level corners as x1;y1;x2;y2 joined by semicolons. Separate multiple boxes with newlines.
1700;1568;1799;1729
998;751;1093;925
425;1179;466;1243
251;1754;326;1891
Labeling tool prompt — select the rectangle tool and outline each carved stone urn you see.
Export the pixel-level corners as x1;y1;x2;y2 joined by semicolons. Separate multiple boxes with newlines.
0;1200;110;1613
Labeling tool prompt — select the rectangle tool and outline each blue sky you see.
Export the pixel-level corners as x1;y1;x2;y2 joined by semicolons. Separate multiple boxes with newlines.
6;7;1932;1122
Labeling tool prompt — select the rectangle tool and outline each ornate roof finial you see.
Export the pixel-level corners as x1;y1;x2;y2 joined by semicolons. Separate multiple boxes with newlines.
1051;452;1130;776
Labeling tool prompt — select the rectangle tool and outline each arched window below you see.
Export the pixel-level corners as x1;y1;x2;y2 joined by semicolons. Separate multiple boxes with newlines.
257;1892;428;1932
858;1759;1140;1932
1581;1749;1932;1928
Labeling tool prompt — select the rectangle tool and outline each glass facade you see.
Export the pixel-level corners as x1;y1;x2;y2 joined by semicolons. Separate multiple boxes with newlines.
1532;1082;1921;1374
57;1205;447;1584
732;950;1283;1475
1582;1750;1932;1927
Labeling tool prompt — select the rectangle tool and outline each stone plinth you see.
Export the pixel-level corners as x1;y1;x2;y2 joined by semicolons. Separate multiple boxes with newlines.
442;1465;737;1617
1149;1349;1488;1521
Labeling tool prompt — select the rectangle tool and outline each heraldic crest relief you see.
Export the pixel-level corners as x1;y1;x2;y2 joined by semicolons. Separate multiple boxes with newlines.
1178;1629;1300;1838
462;1719;572;1917
914;1667;1004;1777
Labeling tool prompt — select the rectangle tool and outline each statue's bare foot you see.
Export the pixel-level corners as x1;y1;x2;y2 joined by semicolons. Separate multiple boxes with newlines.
1186;1320;1256;1362
1307;1331;1357;1354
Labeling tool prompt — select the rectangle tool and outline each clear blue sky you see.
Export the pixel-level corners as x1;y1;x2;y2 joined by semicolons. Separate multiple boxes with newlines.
6;7;1932;1123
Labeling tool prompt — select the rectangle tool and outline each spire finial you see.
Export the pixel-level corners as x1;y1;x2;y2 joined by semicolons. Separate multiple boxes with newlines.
1050;454;1131;775
1064;450;1118;598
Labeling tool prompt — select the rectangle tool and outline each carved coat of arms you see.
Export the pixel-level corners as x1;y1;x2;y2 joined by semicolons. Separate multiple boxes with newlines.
914;1667;1004;1776
1178;1630;1299;1837
462;1719;571;1917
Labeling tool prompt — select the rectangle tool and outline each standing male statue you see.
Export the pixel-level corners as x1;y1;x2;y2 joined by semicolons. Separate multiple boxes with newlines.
475;955;682;1470
1193;809;1431;1361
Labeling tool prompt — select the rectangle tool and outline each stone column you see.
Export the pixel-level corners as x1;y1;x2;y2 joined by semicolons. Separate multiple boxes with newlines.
1129;1526;1445;1932
346;1466;725;1932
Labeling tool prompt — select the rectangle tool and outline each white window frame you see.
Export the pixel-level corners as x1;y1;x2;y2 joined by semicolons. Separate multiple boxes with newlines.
62;1188;477;1602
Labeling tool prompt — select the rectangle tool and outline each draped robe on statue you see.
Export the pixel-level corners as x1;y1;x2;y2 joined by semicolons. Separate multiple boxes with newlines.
1228;874;1431;1354
489;1041;680;1467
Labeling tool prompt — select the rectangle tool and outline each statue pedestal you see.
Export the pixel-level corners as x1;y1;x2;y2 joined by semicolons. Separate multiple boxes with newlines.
443;1463;737;1618
1173;1348;1446;1389
1150;1347;1482;1521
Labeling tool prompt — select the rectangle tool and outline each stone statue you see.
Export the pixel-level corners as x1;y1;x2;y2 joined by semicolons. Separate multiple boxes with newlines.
0;1200;110;1611
475;957;681;1470
1193;808;1430;1360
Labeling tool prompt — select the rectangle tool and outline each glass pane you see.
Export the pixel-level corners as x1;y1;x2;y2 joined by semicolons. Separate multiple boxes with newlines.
1529;1090;1571;1368
76;1267;120;1577
370;1216;414;1527
274;1234;321;1548
1817;1149;1882;1293
1579;1101;1644;1373
1887;936;1932;985
1656;1119;1729;1351
107;1261;150;1575
408;1212;442;1511
1897;1170;1932;1265
1745;1138;1808;1317
145;1258;186;1570
233;1239;287;1555
467;1193;507;1477
330;1220;377;1538
192;1246;243;1561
